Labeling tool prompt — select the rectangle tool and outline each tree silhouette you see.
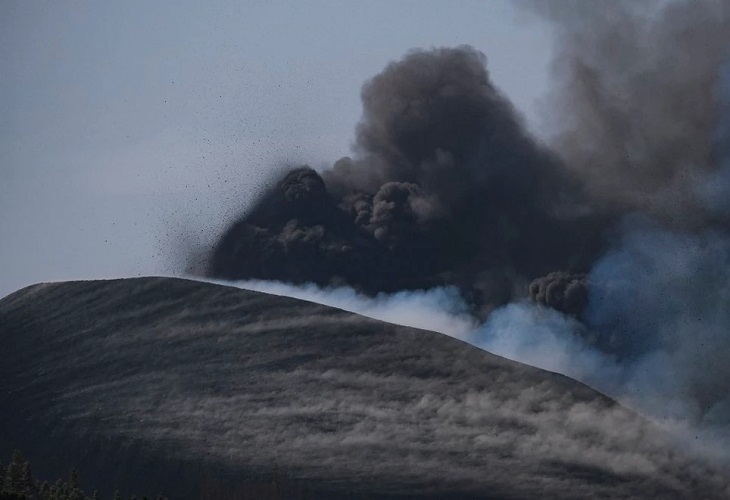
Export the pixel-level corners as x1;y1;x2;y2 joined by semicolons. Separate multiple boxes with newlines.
0;450;165;500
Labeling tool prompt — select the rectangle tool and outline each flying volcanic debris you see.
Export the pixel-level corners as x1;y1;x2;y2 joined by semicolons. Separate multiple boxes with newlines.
207;46;612;317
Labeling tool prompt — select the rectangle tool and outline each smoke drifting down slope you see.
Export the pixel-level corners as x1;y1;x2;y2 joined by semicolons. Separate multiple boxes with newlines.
3;278;730;499
203;0;730;451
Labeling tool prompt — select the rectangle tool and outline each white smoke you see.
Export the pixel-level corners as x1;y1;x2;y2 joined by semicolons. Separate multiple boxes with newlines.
199;278;478;339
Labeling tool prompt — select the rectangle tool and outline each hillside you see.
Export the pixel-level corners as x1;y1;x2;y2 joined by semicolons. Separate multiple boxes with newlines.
0;277;727;499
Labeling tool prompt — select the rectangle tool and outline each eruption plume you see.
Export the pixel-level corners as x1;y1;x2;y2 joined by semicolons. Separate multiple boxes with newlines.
531;0;730;225
209;46;610;316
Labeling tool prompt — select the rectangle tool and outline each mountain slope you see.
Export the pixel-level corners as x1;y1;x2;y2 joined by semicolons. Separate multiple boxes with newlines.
0;277;727;498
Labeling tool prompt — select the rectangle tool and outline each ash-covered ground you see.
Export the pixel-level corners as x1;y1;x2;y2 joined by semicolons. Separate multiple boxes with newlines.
2;277;729;498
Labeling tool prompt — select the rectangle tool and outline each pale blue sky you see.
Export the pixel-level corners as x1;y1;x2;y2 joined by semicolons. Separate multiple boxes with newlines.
0;1;555;298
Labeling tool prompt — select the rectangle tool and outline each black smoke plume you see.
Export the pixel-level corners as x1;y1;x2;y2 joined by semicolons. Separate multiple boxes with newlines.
528;271;588;318
208;46;611;316
529;0;730;226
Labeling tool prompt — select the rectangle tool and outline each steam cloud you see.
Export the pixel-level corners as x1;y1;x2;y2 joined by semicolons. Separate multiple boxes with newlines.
197;0;730;460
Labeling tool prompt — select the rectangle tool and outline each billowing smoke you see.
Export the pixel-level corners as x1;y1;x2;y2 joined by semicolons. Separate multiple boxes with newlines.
476;220;730;462
474;0;730;454
528;271;588;317
197;0;730;461
208;46;611;317
530;0;730;225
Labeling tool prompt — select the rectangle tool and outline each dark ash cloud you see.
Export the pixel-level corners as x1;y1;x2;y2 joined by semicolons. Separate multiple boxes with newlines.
208;46;610;317
529;0;730;226
528;271;588;318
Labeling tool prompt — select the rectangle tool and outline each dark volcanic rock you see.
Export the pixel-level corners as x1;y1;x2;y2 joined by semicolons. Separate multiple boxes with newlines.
0;277;728;499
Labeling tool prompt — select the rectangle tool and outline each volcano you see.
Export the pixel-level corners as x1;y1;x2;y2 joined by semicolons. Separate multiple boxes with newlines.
1;277;728;498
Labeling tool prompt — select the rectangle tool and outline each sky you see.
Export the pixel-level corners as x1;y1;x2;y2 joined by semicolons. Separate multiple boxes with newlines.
0;0;555;299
